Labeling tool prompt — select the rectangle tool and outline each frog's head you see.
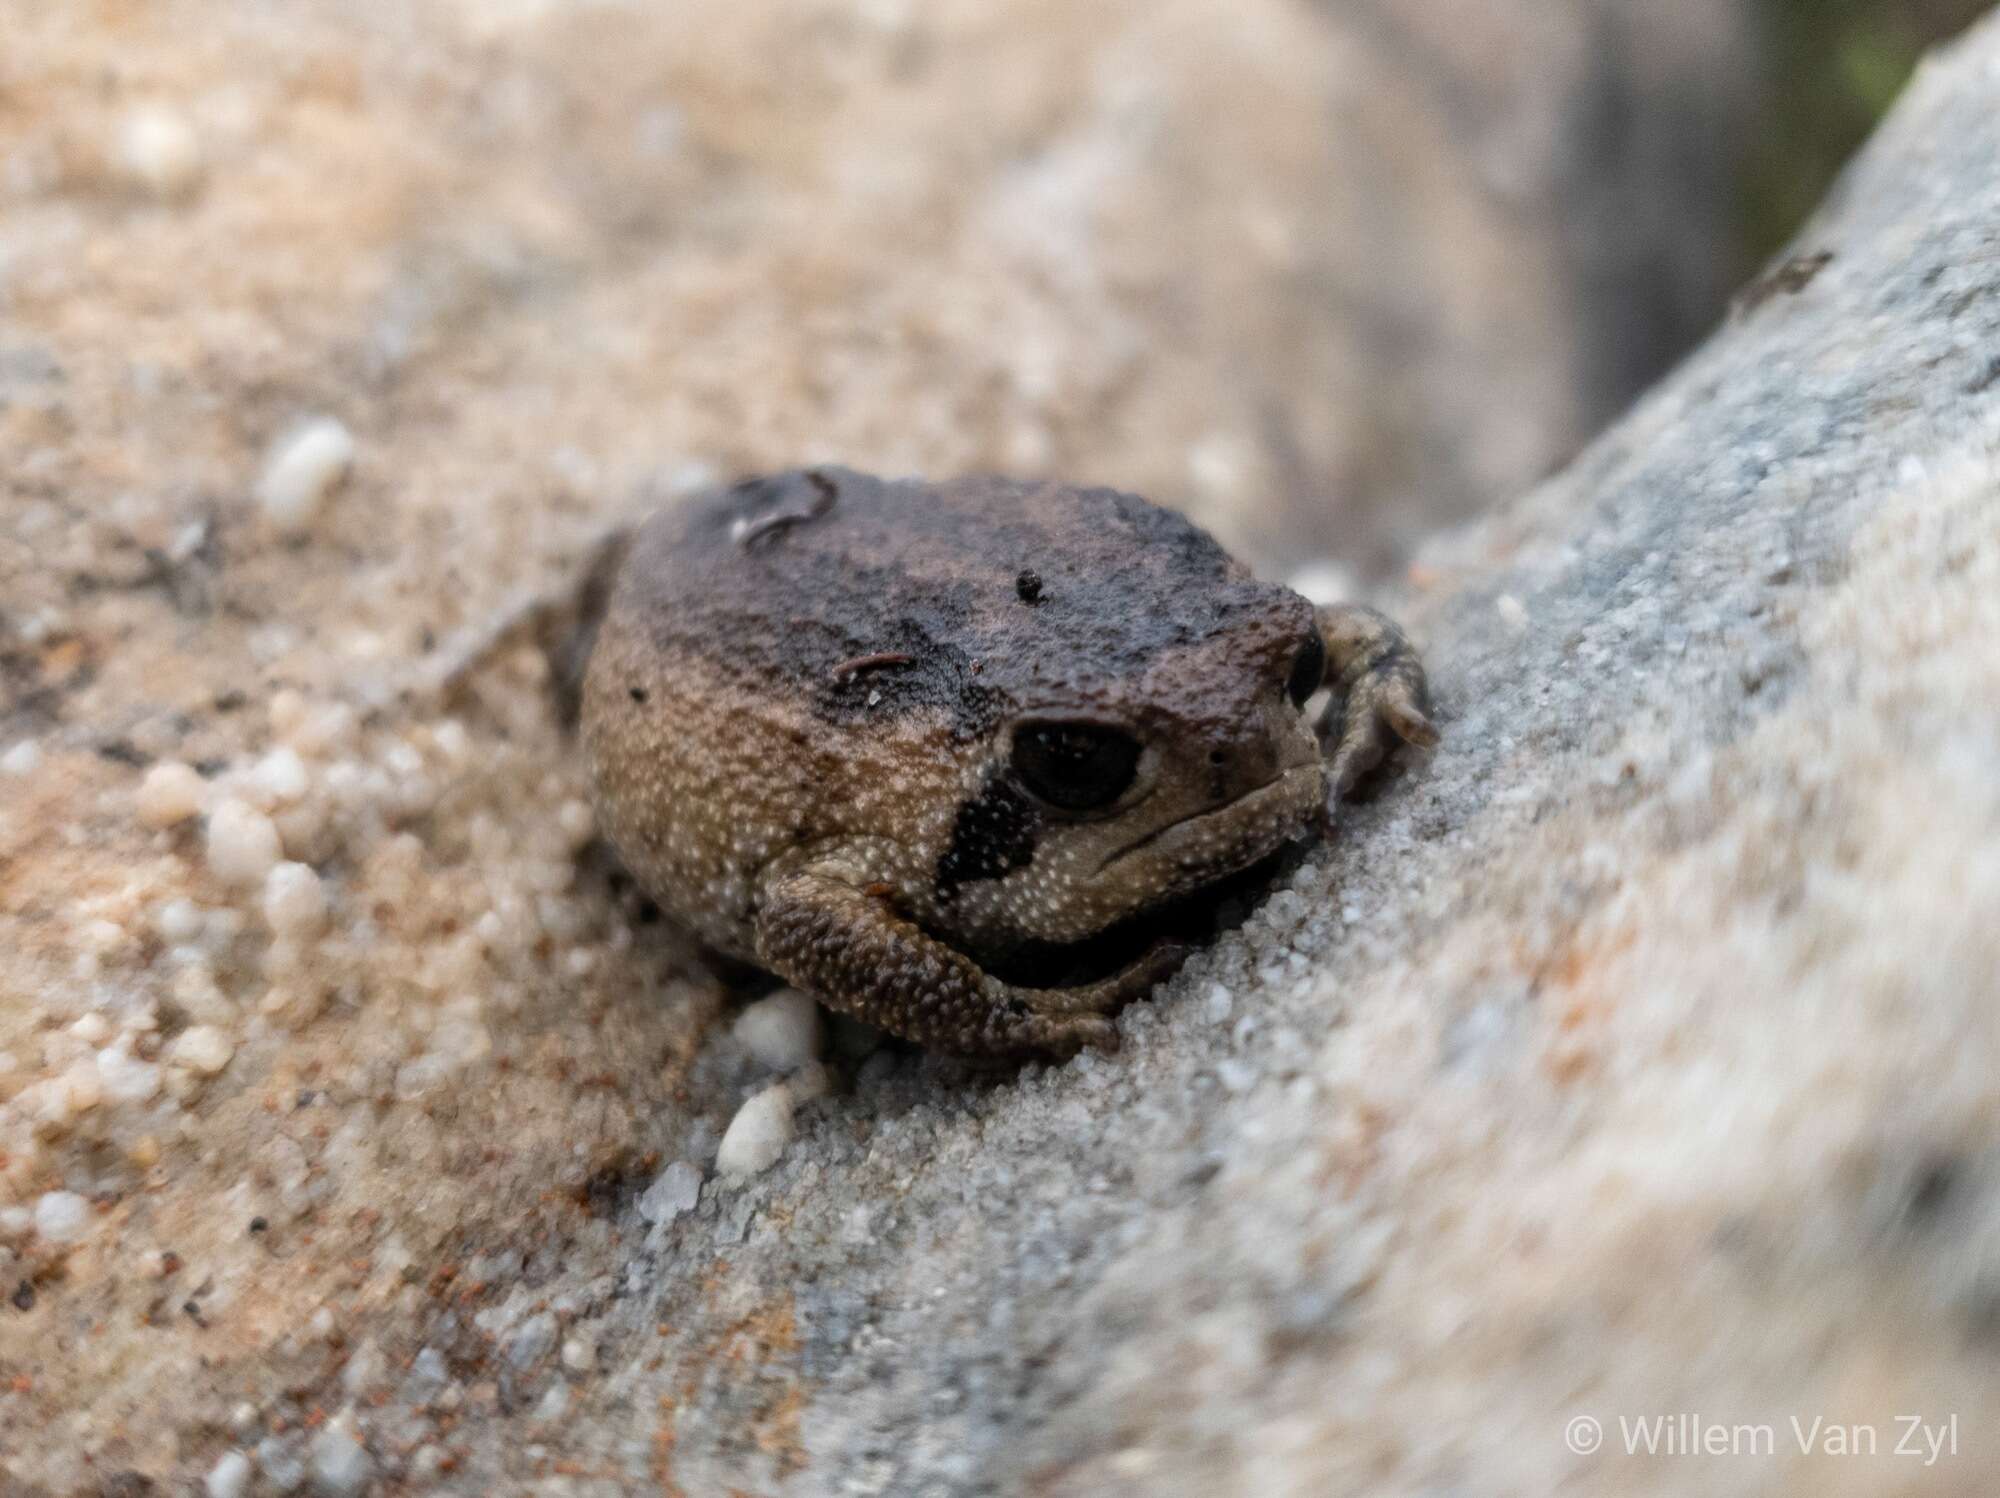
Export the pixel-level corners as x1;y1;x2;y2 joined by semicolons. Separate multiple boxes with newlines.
926;565;1330;987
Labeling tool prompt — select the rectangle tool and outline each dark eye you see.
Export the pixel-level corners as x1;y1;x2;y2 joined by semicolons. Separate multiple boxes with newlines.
1286;633;1326;708
1011;722;1141;812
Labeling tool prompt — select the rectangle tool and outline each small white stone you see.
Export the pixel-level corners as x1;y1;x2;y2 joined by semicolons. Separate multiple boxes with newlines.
637;1160;703;1224
507;1311;559;1369
555;798;594;846
248;747;311;807
71;1012;112;1044
0;740;41;776
716;1083;795;1178
34;1190;91;1243
136;761;207;828
262;862;327;938
306;1418;374;1496
731;989;823;1072
206;798;282;886
206;1450;252;1498
1203;983;1234;1024
97;1044;162;1104
560;1336;595;1372
1495;592;1531;632
532;1382;571;1423
341;1338;385;1395
80;917;127;957
155;897;206;942
291;702;360;759
113;105;203;198
393;1054;452;1101
57;1060;103;1114
170;1024;235;1076
1215;1058;1257;1093
257;418;356;536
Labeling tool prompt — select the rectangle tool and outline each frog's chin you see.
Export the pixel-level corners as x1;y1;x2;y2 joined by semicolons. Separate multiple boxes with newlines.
955;833;1318;993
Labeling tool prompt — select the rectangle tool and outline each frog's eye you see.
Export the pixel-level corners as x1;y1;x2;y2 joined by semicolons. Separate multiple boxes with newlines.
1286;632;1326;709
1011;722;1141;812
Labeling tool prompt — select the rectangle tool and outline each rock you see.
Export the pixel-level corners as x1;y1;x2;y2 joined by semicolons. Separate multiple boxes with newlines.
112;105;203;199
205;798;282;887
136;762;207;828
255;1437;304;1493
716;1084;795;1179
306;1419;373;1496
636;1161;702;1225
505;1311;558;1370
96;1044;162;1104
398;1347;450;1406
205;1450;251;1498
730;989;823;1072
33;1190;90;1244
257;418;355;536
168;1025;235;1077
247;747;311;808
262;861;328;938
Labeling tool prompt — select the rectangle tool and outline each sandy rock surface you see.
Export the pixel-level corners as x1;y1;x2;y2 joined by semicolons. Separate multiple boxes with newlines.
3;2;1994;1495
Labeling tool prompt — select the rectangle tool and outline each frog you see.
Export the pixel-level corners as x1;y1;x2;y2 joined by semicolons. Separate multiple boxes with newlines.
517;465;1435;1058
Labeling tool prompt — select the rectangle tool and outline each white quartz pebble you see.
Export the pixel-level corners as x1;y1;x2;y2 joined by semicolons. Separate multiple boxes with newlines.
170;1025;235;1076
262;861;327;937
731;989;824;1072
206;798;282;886
717;1084;795;1179
257;418;355;536
113;105;203;198
205;1451;251;1498
34;1190;91;1243
137;761;207;828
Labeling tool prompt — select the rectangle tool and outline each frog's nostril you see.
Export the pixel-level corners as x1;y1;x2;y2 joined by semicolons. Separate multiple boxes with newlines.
1208;749;1227;767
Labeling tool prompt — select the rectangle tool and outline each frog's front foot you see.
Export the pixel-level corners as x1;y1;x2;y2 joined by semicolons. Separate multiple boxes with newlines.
1314;603;1438;800
755;868;1184;1057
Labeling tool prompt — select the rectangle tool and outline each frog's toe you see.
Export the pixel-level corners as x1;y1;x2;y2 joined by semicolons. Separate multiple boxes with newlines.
1006;1010;1120;1057
1315;603;1437;800
1326;676;1437;798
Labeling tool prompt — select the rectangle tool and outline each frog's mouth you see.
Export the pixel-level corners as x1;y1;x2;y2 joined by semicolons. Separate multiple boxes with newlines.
957;838;1313;992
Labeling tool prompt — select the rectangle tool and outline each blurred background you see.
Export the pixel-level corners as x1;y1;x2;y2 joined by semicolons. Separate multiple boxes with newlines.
5;0;1989;617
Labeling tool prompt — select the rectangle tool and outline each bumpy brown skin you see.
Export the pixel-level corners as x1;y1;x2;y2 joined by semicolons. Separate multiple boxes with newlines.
580;468;1434;1056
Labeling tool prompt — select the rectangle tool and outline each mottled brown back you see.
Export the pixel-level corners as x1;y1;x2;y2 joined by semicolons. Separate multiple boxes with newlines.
610;467;1315;745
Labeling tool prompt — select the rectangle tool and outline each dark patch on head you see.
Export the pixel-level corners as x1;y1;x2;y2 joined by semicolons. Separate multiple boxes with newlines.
629;685;648;703
935;771;1042;902
10;1279;33;1312
1015;569;1043;604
